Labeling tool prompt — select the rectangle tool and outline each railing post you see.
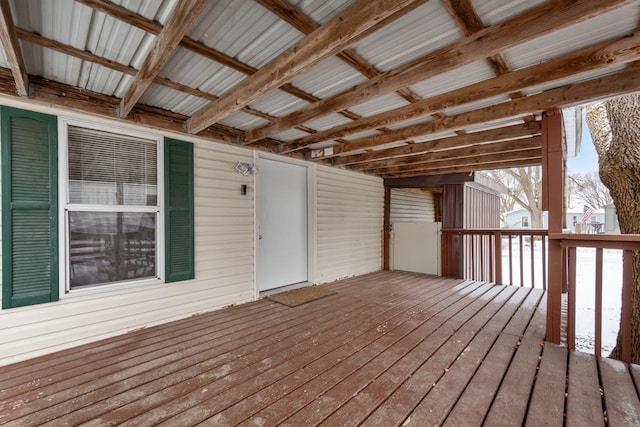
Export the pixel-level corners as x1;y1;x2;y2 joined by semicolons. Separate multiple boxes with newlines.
494;230;502;285
621;250;633;363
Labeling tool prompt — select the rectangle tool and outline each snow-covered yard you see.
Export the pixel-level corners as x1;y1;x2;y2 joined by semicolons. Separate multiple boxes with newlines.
500;239;622;355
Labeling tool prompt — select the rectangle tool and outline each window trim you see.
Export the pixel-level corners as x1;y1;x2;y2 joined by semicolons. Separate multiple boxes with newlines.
58;117;165;297
521;215;529;227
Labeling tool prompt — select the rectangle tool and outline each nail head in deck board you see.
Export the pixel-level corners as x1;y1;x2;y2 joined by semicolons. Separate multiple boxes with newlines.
525;343;568;426
484;337;543;426
599;357;640;426
566;352;605;427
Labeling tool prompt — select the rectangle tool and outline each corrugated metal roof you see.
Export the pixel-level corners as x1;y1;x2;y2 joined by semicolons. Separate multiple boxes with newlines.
505;2;640;70
348;93;411;118
409;60;496;100
291;0;354;25
352;1;462;72
443;95;512;117
188;0;303;70
523;65;627;97
218;110;270;131
291;56;368;99
139;85;210;117
341;129;384;141
471;0;546;26
248;89;310;118
271;128;311;142
302;112;353;131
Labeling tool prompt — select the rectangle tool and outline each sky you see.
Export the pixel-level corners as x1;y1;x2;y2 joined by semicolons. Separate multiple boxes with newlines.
566;117;599;174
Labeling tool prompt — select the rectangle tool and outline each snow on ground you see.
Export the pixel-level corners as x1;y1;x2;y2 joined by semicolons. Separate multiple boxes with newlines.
500;239;622;355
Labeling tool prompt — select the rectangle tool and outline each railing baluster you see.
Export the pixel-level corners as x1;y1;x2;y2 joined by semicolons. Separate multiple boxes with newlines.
519;234;524;287
542;235;547;291
530;233;535;288
622;250;633;364
595;248;603;358
509;234;513;286
568;246;577;350
470;235;475;280
480;235;485;281
489;234;494;283
495;231;502;285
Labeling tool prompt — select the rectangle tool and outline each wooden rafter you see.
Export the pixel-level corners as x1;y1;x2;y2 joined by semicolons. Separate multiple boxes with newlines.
244;0;634;144
356;137;542;172
186;0;423;134
0;0;27;96
371;148;542;175
309;66;640;159
255;0;423;109
333;122;541;167
278;30;640;153
382;157;543;178
118;0;208;118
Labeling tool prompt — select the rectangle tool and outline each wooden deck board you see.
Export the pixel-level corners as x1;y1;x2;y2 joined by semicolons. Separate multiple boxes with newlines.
600;357;640;426
566;351;605;427
525;343;568;426
0;271;638;427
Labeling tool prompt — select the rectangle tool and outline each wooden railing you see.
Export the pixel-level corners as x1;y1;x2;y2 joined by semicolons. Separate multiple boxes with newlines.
441;228;548;289
442;229;640;363
550;233;640;363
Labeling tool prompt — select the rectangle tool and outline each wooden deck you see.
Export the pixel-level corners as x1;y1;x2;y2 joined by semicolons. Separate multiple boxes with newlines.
1;271;640;426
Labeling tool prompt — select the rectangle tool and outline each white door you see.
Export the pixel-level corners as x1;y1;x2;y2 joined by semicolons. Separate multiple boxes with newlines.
257;158;308;291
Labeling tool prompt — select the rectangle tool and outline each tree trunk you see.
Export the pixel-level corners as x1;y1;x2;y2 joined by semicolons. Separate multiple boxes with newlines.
586;95;640;363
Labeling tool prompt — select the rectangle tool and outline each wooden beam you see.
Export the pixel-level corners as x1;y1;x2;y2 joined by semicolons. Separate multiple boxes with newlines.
319;67;640;158
256;0;425;105
384;173;475;188
118;0;207;118
279;30;640;152
0;0;28;96
356;137;542;171
76;0;322;105
380;157;542;178
186;0;422;134
14;28;299;144
334;122;540;166
246;0;634;144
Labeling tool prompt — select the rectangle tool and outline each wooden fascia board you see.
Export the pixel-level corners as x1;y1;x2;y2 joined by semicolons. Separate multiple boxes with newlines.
186;0;423;134
384;173;475;188
118;0;208;118
279;30;640;153
320;67;640;158
378;155;542;178
382;158;543;178
245;0;634;143
0;0;28;97
334;122;541;166
355;136;542;171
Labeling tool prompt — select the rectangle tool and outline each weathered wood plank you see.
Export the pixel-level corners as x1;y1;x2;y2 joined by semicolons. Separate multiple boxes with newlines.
186;0;422;134
600;357;640;426
524;291;547;340
255;0;635;146
51;278;469;425
483;336;543;426
525;343;568;426
566;352;604;427
0;0;28;96
131;282;488;426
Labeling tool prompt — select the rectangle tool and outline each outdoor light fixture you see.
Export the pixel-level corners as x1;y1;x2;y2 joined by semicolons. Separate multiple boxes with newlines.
235;161;255;176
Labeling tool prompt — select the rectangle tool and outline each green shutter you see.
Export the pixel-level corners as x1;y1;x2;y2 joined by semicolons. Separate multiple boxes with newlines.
2;107;58;309
164;138;194;282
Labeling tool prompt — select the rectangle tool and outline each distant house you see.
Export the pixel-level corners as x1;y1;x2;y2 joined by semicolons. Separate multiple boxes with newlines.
504;207;605;232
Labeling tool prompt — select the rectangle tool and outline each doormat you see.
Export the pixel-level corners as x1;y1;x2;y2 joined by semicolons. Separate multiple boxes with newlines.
268;286;336;307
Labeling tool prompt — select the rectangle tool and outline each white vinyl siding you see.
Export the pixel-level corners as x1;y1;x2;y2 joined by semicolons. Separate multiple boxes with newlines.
0;138;255;366
390;188;435;222
316;165;384;283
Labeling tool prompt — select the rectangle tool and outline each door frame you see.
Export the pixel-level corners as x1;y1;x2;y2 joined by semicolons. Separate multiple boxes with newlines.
253;151;317;298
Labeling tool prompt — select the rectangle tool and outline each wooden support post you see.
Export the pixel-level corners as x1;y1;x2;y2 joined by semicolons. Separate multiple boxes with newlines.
543;110;565;344
383;187;391;270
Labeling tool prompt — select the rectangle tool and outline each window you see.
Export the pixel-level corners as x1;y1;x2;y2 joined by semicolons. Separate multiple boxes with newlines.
521;216;529;227
2;107;194;308
63;123;162;291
